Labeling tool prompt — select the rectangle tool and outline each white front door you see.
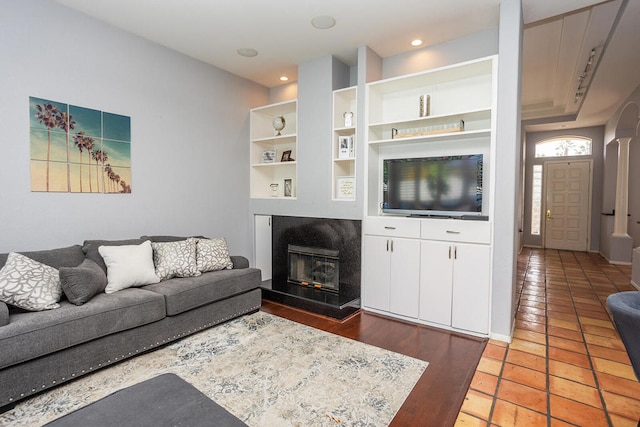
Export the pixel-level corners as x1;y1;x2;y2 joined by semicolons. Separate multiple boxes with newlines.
544;160;592;251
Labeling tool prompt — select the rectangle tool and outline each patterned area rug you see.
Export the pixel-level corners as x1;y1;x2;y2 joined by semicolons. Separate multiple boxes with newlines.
0;312;427;426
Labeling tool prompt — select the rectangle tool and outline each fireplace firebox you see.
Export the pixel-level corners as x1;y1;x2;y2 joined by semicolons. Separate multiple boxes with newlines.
288;245;339;293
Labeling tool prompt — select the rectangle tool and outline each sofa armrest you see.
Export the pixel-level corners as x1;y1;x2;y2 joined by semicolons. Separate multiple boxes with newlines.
230;256;249;269
0;301;9;327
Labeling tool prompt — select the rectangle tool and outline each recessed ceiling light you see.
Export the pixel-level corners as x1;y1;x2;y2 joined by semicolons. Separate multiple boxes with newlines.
237;48;258;57
280;76;289;82
311;15;336;29
411;39;423;47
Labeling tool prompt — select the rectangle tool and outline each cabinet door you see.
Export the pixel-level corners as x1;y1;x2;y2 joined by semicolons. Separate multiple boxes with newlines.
420;240;454;326
363;235;391;311
254;215;272;281
451;244;491;334
389;238;420;318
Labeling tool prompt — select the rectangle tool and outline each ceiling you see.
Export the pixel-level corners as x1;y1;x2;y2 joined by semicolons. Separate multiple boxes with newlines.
55;0;640;133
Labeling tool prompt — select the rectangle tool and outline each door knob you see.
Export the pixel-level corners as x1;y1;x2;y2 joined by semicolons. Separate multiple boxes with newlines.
546;209;551;220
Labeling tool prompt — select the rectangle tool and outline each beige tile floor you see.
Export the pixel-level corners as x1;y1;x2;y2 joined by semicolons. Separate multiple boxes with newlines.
456;248;640;426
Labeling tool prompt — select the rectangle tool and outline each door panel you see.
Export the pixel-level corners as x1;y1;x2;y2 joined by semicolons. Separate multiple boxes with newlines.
389;238;420;318
363;235;391;311
419;240;453;326
544;161;591;251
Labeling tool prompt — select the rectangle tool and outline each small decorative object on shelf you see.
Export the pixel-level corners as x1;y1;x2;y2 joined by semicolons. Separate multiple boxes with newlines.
281;150;293;162
336;176;355;199
262;149;276;163
419;94;431;117
272;115;286;136
270;183;279;196
392;120;465;139
343;111;354;127
284;179;292;197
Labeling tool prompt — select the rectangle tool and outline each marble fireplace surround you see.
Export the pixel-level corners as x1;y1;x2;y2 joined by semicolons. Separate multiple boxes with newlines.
263;215;362;319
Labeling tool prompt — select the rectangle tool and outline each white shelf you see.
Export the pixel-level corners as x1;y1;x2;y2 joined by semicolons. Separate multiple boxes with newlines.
369;129;491;146
250;100;297;198
332;87;357;201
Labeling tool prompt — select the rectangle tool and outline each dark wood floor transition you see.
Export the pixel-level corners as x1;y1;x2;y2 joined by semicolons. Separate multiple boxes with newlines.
261;300;487;427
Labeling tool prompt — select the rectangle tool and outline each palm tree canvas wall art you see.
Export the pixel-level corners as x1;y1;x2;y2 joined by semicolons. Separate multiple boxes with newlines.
29;97;132;193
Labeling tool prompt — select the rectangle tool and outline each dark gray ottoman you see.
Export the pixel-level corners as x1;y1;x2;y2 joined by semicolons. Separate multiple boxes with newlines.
44;373;247;427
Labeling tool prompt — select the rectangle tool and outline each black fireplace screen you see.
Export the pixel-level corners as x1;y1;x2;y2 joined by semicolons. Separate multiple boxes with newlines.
287;244;339;293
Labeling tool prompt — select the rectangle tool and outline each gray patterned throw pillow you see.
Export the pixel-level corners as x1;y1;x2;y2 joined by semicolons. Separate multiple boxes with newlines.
151;237;200;280
0;252;62;311
196;238;234;273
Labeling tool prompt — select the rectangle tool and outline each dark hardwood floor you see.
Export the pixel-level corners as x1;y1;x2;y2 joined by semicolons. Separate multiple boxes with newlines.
261;300;487;427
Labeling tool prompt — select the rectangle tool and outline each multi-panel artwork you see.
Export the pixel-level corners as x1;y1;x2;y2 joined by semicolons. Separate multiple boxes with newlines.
29;97;132;193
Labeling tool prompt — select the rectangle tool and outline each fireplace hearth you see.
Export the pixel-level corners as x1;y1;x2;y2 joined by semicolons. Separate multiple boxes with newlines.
261;216;361;319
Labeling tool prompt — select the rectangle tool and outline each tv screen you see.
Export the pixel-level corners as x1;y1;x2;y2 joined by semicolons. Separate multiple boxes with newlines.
382;154;483;217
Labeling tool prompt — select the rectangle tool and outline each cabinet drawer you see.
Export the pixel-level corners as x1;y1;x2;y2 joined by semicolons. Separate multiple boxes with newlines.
421;219;491;244
363;217;421;238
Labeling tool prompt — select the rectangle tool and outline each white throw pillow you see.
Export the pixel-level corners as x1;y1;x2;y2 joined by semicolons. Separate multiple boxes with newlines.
151;238;200;280
196;238;234;273
99;241;160;293
0;252;62;311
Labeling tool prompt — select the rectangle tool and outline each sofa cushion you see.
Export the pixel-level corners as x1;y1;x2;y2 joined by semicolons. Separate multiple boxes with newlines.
0;253;62;311
0;288;166;370
0;301;8;327
0;245;85;270
59;259;108;305
99;241;160;293
196;238;234;273
82;239;145;274
142;267;261;316
151;238;200;280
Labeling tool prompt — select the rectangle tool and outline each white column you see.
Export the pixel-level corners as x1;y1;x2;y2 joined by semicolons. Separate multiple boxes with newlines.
613;137;632;236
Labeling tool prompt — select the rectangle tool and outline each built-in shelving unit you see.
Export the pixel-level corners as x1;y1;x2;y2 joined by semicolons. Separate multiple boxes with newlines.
332;87;357;201
361;56;497;336
250;100;297;199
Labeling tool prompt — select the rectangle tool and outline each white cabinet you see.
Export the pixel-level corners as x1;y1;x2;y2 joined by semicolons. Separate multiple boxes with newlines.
254;215;272;281
361;56;497;336
363;216;491;335
250;100;297;199
362;217;421;318
420;240;490;334
332;87;357;201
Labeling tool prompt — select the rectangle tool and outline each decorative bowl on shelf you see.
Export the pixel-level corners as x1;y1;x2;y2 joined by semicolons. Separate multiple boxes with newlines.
272;115;286;136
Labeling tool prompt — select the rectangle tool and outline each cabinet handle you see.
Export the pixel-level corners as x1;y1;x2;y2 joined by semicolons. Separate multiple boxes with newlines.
386;239;389;252
384;226;396;230
454;246;457;260
391;240;394;252
446;230;460;234
448;246;451;259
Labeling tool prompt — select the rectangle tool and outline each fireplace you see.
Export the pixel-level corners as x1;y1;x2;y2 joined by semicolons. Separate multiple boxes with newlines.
261;216;361;319
288;245;339;293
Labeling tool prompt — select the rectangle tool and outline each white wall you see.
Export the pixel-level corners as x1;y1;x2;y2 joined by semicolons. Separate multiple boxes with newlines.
382;28;499;79
492;0;523;340
0;0;268;255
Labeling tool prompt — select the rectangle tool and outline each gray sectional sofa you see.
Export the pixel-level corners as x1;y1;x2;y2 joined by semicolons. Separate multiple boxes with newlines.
0;236;262;411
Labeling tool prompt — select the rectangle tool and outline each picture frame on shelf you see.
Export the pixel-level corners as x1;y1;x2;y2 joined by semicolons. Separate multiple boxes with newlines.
338;136;354;159
281;150;292;162
284;179;292;197
336;176;355;199
262;149;276;163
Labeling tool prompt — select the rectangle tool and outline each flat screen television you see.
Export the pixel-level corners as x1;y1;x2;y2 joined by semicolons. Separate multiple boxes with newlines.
382;154;483;217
